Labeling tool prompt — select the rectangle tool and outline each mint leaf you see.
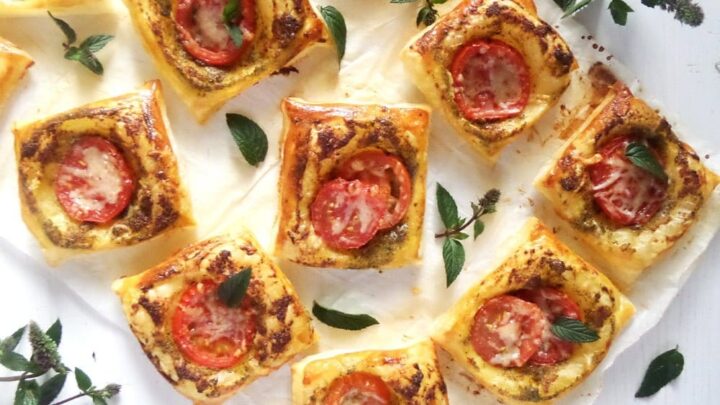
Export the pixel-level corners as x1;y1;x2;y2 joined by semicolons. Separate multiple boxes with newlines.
223;0;243;47
636;347;684;398
226;113;269;167
319;5;347;62
75;367;93;392
15;379;40;405
551;317;599;343
38;373;67;405
416;6;437;26
436;183;459;229
473;220;485;240
312;301;379;331
79;35;113;53
562;0;593;17
625;142;668;182
1;352;33;371
47;11;76;45
226;24;244;47
1;325;26;356
45;320;61;346
443;238;465;287
609;0;633;25
217;269;252;308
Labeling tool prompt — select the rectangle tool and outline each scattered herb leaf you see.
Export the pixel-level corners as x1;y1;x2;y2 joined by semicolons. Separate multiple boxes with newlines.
608;0;634;26
551;317;600;343
319;5;347;62
1;326;26;357
635;347;684;397
473;220;485;240
442;238;465;286
47;11;76;45
217;269;252;308
436;183;460;229
226;113;269;167
222;0;244;47
14;379;39;405
75;367;92;392
312;301;379;331
392;0;448;27
625;142;668;182
38;373;67;405
45;320;61;346
48;13;113;75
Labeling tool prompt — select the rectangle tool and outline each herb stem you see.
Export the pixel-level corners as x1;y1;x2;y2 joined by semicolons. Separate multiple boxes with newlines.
434;207;487;238
50;392;87;405
0;372;42;382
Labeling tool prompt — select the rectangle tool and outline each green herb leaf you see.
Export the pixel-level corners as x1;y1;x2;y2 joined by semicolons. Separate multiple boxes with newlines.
451;232;469;241
635;347;684;398
608;0;633;25
1;351;33;371
75;367;93;392
312;301;379;331
319;5;347;62
45;320;61;346
226;24;244;47
217;269;252;308
562;0;593;17
64;47;104;75
226;113;268;167
625;142;668;182
1;326;26;356
436;183;459;229
28;321;67;374
14;379;40;405
223;0;243;47
38;373;67;405
416;6;437;26
47;11;76;45
79;35;114;53
551;317;599;343
443;238;465;287
92;398;107;405
473;220;485;240
641;0;703;27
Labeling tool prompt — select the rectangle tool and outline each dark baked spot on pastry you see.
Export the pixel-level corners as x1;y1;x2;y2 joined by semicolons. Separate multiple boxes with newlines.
154;195;180;233
271;329;292;354
552;45;575;76
398;365;424;399
317;126;355;159
270;296;294;322
587;306;611;328
207;250;233;275
273;14;302;47
560;175;580;192
138;296;164;326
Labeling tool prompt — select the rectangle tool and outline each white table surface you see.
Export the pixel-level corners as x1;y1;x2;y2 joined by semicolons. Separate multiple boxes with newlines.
1;1;718;405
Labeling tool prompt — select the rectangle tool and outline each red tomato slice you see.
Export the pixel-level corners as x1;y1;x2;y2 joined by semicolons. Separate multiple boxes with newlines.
587;135;668;226
323;372;393;405
514;288;582;365
450;38;531;121
337;150;412;230
311;178;388;250
470;295;548;368
171;280;256;369
175;0;256;67
54;136;135;224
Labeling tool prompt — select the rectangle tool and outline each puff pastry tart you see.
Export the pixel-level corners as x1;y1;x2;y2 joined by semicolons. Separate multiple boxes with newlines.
0;37;33;109
534;84;719;290
401;0;576;161
122;0;328;123
276;98;430;269
113;233;316;403
434;218;634;405
14;81;194;265
0;0;111;15
291;340;448;404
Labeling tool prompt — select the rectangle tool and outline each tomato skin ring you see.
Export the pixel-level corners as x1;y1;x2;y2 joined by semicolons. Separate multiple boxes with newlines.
174;0;257;67
323;372;393;405
450;38;531;122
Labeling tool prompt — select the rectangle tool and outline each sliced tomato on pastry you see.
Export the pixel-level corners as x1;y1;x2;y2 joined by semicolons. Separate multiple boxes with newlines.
323;372;393;405
175;0;256;67
450;38;531;122
171;280;256;369
55;136;135;224
588;135;668;226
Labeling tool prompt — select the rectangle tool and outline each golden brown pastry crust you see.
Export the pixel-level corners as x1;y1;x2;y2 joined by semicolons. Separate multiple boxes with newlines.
0;37;33;110
275;98;430;269
0;0;111;15
113;232;316;403
291;341;448;405
14;80;194;265
433;218;634;405
122;0;329;123
401;0;576;161
534;84;719;290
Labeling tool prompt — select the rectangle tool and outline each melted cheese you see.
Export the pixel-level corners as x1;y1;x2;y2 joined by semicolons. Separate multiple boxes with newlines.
58;146;123;213
592;154;663;219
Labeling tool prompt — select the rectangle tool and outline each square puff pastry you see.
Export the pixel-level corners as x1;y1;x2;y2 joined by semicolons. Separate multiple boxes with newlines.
401;0;576;161
534;84;720;290
14;80;194;265
122;0;329;123
275;98;430;269
0;37;33;110
0;0;111;15
113;232;316;404
433;217;634;405
291;340;448;404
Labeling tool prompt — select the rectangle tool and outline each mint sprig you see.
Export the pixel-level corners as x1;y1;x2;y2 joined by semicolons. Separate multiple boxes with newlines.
555;0;703;27
312;301;379;331
625;142;668;183
391;0;448;27
550;317;600;343
217;269;252;308
48;12;113;75
319;5;347;62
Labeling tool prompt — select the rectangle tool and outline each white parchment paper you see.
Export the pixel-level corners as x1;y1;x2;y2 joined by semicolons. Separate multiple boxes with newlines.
1;0;718;404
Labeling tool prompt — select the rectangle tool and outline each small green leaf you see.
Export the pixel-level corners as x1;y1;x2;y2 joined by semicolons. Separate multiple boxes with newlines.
45;320;62;346
609;0;633;25
38;373;67;405
312;301;379;331
15;379;40;405
551;317;599;343
28;321;67;373
222;0;244;47
217;269;252;308
473;220;485;240
319;5;347;62
225;24;244;47
436;183;460;229
79;35;113;54
451;232;469;240
226;113;269;167
635;347;684;398
47;11;76;45
1;325;26;356
562;0;593;17
64;47;104;75
443;238;465;287
92;397;107;405
1;352;33;371
625;142;668;182
416;6;437;26
75;367;93;392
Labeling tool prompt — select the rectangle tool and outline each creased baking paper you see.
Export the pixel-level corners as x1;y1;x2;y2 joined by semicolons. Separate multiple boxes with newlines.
0;0;718;403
